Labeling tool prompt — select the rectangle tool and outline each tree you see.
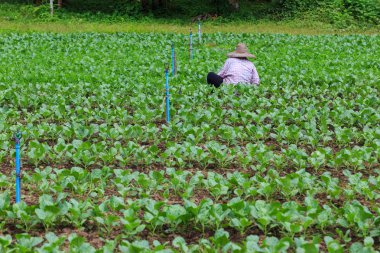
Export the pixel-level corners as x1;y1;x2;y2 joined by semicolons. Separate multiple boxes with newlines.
141;0;168;12
33;0;62;7
228;0;239;10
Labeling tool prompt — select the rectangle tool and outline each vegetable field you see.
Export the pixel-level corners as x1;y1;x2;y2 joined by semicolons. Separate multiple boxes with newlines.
0;33;379;252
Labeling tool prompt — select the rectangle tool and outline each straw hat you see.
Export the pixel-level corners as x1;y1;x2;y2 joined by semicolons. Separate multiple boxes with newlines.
227;43;256;58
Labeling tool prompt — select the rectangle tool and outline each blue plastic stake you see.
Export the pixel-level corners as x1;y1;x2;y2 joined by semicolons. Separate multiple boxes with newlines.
165;66;170;123
198;19;202;43
14;131;22;203
189;29;193;60
171;43;176;76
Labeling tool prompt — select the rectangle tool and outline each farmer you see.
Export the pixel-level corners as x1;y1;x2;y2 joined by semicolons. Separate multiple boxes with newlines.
207;43;260;88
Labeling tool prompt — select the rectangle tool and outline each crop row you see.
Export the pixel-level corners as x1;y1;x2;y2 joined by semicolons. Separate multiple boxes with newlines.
0;231;377;252
1;190;379;252
0;139;378;173
2;166;380;204
1;167;379;238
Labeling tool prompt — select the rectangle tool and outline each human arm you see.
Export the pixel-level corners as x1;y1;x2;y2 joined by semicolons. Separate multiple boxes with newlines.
218;59;230;78
250;65;260;85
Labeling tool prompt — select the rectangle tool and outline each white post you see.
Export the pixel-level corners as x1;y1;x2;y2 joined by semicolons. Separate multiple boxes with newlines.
198;19;202;43
50;0;54;16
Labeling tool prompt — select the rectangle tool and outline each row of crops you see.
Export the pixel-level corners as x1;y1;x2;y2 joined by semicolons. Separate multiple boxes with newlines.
0;32;379;252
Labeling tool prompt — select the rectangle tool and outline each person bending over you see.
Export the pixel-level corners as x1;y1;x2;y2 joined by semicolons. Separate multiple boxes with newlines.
207;43;260;88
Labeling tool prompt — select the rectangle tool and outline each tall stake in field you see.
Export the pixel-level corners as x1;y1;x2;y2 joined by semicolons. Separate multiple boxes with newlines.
189;29;193;60
14;131;22;203
165;65;170;123
171;43;176;76
50;0;54;16
198;19;202;43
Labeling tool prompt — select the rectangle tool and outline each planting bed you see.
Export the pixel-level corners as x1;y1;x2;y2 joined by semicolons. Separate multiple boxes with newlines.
0;33;379;252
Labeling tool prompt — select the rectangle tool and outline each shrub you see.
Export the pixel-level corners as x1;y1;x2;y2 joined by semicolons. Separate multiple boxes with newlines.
279;0;380;24
344;0;380;23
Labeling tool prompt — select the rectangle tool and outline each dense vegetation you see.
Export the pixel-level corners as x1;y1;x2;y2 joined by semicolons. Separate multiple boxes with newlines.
2;0;380;27
0;32;379;251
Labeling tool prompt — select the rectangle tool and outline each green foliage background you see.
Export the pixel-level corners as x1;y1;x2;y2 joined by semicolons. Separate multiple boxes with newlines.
280;0;380;25
2;0;380;25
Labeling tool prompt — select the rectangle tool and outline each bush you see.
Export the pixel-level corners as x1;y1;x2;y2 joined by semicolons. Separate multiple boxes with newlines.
279;0;320;12
344;0;380;23
279;0;380;24
65;0;142;16
1;0;379;25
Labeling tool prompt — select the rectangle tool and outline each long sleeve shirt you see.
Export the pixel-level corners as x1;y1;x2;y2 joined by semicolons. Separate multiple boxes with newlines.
218;58;260;85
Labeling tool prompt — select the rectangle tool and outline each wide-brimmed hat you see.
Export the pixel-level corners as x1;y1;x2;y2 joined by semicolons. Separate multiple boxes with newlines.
227;43;256;58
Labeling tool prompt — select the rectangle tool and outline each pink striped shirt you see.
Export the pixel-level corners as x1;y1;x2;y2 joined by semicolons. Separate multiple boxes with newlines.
218;58;260;85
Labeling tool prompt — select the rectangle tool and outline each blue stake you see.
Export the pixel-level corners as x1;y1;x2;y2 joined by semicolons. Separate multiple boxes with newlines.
165;65;170;123
171;43;176;76
14;131;22;203
189;29;193;60
198;19;202;43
